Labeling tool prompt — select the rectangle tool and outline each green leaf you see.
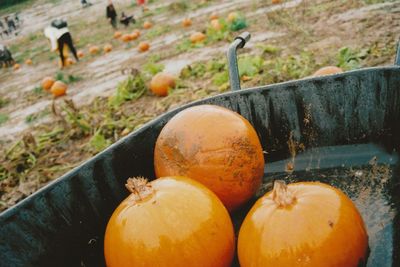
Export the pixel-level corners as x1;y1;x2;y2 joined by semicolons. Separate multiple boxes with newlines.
89;130;110;152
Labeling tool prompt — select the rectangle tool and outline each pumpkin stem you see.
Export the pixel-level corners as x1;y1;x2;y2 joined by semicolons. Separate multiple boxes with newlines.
125;177;154;201
272;180;296;207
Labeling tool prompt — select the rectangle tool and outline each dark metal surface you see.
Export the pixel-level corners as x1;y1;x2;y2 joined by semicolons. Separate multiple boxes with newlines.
227;32;251;91
396;39;400;66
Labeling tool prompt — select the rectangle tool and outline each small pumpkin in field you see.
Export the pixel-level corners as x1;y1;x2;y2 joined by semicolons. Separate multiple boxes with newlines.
138;42;150;52
227;12;238;22
25;59;33;65
104;176;235;267
130;31;139;40
50;81;67;97
89;45;100;55
150;72;176;97
114;31;122;39
66;58;74;66
209;13;218;20
77;50;84;58
133;29;141;37
13;63;20;70
313;66;343;76
143;21;153;29
182;18;192;27
190;32;206;44
210;19;222;30
272;0;282;4
41;77;55;91
238;181;369;267
154;104;264;211
121;34;132;42
104;44;113;53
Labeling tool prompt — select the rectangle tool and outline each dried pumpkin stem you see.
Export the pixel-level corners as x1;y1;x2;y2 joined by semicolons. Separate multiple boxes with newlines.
272;180;296;207
125;177;154;201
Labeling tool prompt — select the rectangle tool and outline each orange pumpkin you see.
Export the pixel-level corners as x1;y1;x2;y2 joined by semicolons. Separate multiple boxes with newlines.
138;42;150;52
41;77;55;91
114;31;122;39
66;58;74;66
190;32;206;43
313;66;343;76
89;46;99;55
133;29;141;37
210;19;222;30
143;21;153;29
238;181;368;267
182;18;192;27
25;59;33;65
150;73;176;97
104;44;113;53
227;12;238;22
209;13;219;20
77;50;84;58
50;81;67;97
13;63;20;70
272;0;282;3
121;34;132;42
154;105;264;211
130;32;139;40
104;176;235;267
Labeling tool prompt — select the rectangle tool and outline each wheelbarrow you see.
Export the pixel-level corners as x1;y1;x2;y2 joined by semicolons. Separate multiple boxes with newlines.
1;32;399;267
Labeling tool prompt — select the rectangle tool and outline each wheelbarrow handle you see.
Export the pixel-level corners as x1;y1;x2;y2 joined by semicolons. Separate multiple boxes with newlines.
227;32;251;91
396;39;400;66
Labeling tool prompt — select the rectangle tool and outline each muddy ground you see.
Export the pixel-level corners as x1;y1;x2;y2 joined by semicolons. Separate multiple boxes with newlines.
0;0;399;211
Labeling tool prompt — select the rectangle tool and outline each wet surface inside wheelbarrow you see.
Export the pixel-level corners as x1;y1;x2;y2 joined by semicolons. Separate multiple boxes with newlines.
231;142;400;266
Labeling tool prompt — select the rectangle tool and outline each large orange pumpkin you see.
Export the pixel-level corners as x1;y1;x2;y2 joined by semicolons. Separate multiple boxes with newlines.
138;42;150;52
143;21;153;29
104;44;113;53
313;66;343;76
238;181;369;267
41;77;55;91
114;31;122;39
89;46;99;55
150;72;176;97
104;176;235;267
154;105;264;211
50;81;67;97
190;32;206;43
182;18;192;27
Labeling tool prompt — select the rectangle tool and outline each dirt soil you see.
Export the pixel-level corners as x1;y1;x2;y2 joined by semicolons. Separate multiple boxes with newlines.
0;0;399;211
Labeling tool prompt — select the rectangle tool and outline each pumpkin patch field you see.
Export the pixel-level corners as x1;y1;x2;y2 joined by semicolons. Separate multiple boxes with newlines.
0;0;400;266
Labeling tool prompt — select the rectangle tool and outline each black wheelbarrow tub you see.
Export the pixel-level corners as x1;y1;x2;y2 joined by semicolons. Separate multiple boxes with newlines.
1;61;400;266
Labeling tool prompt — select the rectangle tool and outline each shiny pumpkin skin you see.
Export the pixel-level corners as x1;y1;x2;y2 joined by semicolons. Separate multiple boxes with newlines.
238;182;368;267
313;66;343;76
42;77;55;91
190;32;206;43
50;81;67;97
138;42;150;52
150;73;176;96
154;104;264;211
104;176;235;267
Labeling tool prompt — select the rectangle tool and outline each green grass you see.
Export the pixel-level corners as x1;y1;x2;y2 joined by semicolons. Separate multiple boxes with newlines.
108;74;146;108
0;114;9;125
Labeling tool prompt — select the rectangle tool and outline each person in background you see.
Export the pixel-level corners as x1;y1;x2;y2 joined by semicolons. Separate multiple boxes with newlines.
5;17;16;34
120;12;135;27
106;0;117;29
81;0;92;8
44;20;79;68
